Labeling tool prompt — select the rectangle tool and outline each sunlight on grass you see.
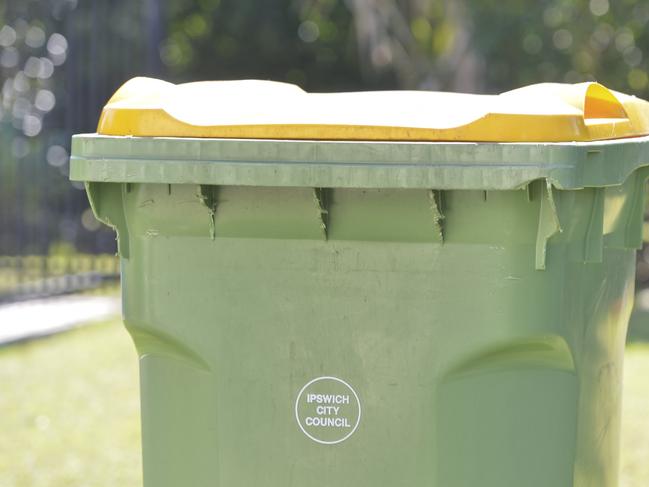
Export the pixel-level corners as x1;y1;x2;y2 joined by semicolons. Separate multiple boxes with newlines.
0;321;141;487
620;343;649;487
0;321;647;486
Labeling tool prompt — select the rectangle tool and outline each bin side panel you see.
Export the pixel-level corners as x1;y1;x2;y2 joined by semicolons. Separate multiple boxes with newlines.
107;183;638;487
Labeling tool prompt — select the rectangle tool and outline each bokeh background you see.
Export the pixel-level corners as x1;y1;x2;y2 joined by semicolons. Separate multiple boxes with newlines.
0;0;648;486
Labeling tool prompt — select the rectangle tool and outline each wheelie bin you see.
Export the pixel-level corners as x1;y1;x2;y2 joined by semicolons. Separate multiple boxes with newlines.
70;78;649;487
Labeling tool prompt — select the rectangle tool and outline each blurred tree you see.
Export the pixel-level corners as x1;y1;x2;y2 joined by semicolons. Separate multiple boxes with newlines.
158;0;370;90
469;0;649;95
345;0;482;91
158;0;483;91
153;0;649;99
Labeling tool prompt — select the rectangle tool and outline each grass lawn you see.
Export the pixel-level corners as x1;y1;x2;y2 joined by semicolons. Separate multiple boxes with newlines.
0;321;141;487
621;343;649;487
0;320;648;486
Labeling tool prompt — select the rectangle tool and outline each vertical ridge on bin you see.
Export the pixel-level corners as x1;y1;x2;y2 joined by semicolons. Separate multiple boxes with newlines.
199;185;219;240
583;188;604;263
313;188;329;240
535;180;562;270
623;167;649;249
429;190;445;243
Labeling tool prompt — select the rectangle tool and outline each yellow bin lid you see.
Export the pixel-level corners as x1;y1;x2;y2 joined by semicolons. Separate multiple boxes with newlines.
97;77;649;143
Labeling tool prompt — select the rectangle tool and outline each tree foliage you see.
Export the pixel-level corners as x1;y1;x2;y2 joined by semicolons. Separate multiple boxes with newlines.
158;0;649;97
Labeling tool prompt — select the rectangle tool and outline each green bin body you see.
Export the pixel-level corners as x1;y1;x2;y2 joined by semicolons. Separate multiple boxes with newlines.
72;130;649;487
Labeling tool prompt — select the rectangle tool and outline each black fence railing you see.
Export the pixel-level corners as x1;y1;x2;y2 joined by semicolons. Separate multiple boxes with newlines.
0;1;163;302
0;255;120;303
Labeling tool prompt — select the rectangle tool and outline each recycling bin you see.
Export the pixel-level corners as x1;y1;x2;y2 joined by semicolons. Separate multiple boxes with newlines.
71;78;649;487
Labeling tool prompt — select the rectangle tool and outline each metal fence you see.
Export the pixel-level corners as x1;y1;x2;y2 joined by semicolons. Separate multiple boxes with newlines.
0;0;163;302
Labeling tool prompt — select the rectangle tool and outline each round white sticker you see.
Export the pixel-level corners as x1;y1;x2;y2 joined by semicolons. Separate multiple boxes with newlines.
294;376;361;445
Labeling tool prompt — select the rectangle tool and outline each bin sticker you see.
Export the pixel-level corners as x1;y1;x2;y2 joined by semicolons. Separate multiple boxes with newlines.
295;376;361;445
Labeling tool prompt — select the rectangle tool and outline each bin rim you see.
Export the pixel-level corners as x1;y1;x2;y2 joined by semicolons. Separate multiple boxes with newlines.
70;132;649;191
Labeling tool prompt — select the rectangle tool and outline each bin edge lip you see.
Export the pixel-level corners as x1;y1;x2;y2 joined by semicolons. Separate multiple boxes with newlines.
69;133;649;191
71;132;649;148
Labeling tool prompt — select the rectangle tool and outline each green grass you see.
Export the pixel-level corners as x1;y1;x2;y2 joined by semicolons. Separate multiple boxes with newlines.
0;321;141;487
621;343;649;487
0;321;647;486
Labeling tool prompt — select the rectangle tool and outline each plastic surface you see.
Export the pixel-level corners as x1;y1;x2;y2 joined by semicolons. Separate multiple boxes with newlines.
97;77;649;142
71;133;649;190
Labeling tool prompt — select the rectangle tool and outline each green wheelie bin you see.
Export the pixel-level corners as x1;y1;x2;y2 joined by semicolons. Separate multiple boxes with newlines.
71;78;649;487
